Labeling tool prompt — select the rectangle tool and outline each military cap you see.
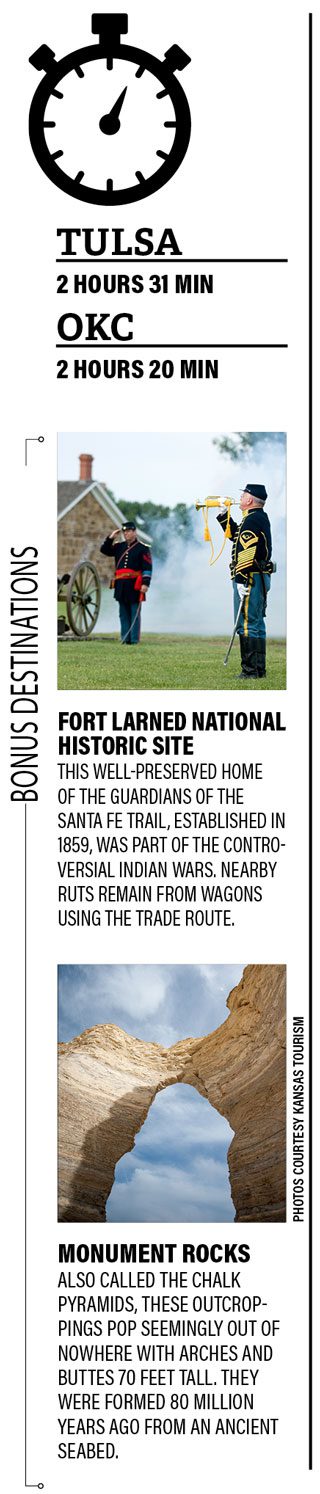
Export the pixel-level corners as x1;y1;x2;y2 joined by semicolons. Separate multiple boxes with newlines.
243;483;268;502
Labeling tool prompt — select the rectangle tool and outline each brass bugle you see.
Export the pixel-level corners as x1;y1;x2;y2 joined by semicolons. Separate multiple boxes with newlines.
195;496;235;510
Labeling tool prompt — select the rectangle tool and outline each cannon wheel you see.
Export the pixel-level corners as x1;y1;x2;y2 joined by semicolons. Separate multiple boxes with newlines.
66;560;101;638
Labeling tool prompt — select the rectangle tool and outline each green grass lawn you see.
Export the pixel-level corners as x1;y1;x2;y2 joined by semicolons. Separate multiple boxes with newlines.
58;634;286;691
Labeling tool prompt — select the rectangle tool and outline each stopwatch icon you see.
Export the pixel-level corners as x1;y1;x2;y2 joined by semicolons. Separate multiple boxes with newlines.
29;12;191;206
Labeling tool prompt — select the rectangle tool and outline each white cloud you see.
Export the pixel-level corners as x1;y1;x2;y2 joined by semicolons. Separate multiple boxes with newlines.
107;1160;234;1223
60;963;170;1029
141;1085;232;1151
102;965;168;1018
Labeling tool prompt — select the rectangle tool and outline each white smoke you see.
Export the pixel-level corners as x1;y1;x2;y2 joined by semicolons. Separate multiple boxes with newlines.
97;436;286;637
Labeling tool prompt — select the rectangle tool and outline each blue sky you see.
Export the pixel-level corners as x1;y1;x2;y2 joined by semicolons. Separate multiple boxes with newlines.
58;962;244;1045
58;433;286;635
107;1084;235;1223
59;963;243;1222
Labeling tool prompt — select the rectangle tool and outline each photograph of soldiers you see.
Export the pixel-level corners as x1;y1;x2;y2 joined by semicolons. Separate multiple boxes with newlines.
217;483;274;678
100;520;153;644
57;433;285;691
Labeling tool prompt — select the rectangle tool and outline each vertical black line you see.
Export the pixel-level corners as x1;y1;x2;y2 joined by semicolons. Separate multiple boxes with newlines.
24;802;27;1485
308;10;313;1475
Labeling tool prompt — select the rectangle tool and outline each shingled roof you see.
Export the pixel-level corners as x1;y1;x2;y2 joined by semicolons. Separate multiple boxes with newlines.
57;479;151;543
58;481;92;516
58;478;124;519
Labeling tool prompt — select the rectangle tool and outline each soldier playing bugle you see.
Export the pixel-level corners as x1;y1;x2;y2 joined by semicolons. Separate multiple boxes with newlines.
217;483;273;678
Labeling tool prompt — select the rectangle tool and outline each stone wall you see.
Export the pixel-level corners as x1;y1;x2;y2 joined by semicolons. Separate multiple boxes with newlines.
58;964;286;1224
58;493;115;582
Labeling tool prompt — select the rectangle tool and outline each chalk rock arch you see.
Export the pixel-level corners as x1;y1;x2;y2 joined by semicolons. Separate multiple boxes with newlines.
58;964;285;1224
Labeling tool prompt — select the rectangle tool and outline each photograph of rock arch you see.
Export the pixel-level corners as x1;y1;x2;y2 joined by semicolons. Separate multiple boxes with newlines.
58;963;286;1224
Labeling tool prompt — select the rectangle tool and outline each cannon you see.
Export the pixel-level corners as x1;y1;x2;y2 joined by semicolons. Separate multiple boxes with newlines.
58;559;101;639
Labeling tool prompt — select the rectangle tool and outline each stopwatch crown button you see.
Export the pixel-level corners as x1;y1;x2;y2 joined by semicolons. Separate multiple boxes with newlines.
29;43;56;71
164;44;191;72
92;13;128;45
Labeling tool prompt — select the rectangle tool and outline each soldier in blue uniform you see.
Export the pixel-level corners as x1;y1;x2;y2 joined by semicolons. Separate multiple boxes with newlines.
100;521;152;644
217;483;273;678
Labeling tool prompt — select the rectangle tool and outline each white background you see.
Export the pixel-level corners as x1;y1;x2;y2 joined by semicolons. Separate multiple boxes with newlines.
1;0;318;1489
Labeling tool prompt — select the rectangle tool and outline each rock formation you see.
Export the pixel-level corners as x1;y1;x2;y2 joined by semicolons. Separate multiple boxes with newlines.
58;963;285;1224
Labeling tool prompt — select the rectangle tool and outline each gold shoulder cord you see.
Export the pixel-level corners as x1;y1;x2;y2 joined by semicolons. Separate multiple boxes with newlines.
195;497;236;566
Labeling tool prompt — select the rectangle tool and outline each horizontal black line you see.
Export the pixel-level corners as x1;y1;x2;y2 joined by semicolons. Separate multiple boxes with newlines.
56;342;288;349
56;257;288;264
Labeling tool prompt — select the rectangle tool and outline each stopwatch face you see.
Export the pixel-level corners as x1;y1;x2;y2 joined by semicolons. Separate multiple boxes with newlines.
29;41;191;206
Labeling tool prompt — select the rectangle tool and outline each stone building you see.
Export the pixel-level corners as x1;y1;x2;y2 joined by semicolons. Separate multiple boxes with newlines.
58;453;151;584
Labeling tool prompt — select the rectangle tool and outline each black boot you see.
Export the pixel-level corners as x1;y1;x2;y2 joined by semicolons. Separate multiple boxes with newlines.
237;635;258;678
256;639;266;677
